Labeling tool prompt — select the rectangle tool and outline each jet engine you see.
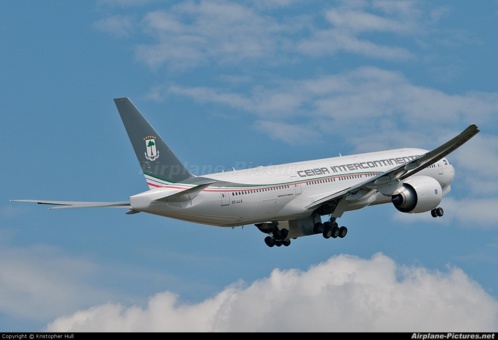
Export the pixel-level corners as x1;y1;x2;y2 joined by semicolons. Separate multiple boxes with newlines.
391;176;443;213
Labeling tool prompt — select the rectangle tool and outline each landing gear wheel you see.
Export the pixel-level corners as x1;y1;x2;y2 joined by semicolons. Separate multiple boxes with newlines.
264;236;275;247
338;226;348;238
322;221;332;239
313;222;323;234
280;229;289;240
274;240;283;247
282;239;291;247
331;225;340;238
431;207;444;218
273;229;282;240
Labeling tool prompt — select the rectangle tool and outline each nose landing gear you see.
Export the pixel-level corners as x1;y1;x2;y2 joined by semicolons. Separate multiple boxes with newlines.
431;207;444;218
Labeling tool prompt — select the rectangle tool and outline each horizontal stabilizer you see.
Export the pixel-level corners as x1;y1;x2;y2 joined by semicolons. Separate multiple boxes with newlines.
11;200;130;210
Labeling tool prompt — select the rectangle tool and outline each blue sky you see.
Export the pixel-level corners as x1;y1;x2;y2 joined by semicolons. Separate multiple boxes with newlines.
1;0;498;332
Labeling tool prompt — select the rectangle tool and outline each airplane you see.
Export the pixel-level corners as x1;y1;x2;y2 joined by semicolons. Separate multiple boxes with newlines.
12;98;480;247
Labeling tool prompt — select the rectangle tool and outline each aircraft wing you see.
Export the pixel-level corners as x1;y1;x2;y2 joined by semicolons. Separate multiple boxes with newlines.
306;124;480;210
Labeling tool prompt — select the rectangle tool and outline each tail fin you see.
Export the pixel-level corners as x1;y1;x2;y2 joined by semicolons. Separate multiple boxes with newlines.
114;97;193;188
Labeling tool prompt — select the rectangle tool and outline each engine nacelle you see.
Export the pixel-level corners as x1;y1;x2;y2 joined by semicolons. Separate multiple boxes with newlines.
391;176;443;213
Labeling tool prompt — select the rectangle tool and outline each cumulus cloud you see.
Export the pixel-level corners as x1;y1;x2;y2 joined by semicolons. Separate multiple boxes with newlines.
45;253;498;332
0;246;112;322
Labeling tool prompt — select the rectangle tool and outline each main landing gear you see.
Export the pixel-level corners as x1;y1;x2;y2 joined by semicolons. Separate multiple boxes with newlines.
431;207;444;218
257;217;348;248
264;227;291;248
254;222;291;248
313;217;348;239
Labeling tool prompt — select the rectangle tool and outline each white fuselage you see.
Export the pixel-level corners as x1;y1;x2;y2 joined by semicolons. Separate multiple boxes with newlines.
129;148;455;227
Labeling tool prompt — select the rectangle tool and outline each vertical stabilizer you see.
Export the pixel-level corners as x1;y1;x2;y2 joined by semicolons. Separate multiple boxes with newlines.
114;97;193;188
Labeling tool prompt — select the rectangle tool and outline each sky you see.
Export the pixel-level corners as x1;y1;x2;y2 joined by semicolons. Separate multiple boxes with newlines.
1;0;498;332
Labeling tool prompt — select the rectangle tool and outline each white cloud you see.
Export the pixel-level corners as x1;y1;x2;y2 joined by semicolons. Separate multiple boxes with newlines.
44;253;498;332
0;246;113;322
93;15;135;38
254;120;317;145
373;0;423;18
94;0;452;70
168;85;252;109
136;2;282;69
391;197;498;230
440;198;498;229
450;134;498;196
296;28;414;60
325;9;408;34
159;67;497;152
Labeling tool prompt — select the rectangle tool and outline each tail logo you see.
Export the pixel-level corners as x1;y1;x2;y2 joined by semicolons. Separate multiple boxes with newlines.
144;136;160;161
